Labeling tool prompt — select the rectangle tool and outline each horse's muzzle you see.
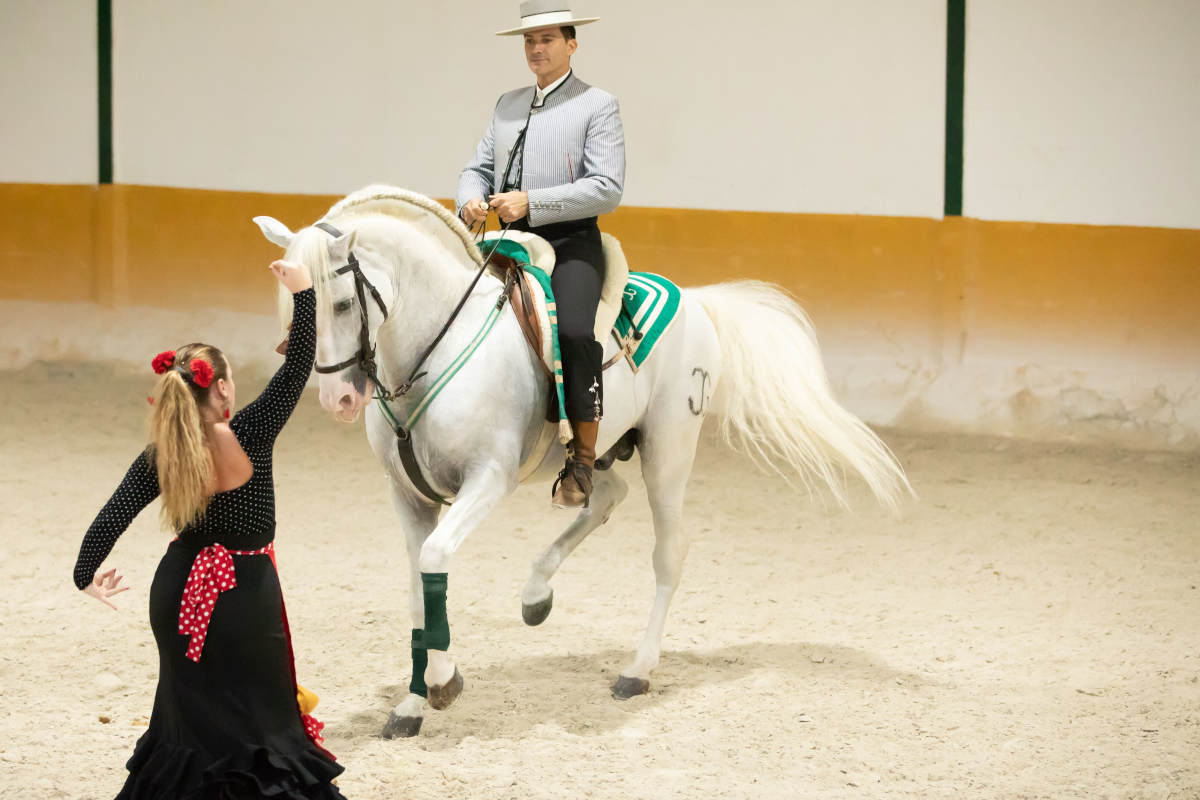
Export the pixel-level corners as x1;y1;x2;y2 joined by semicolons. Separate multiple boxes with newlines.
318;373;370;423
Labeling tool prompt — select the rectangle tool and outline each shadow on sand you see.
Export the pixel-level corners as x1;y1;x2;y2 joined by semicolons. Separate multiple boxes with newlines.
339;639;931;747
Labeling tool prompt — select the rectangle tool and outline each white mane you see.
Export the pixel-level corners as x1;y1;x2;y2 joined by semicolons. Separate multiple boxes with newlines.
325;184;483;267
278;185;484;330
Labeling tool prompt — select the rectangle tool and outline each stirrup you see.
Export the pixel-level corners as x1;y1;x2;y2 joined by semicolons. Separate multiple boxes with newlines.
551;464;570;497
551;459;592;509
551;446;574;495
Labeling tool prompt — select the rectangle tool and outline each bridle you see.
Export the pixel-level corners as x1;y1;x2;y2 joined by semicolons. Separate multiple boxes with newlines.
309;219;516;405
309;222;405;399
310;87;541;402
303;96;545;501
300;86;580;503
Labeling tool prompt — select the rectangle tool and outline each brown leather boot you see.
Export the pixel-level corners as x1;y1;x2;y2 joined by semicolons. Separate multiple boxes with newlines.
552;420;599;509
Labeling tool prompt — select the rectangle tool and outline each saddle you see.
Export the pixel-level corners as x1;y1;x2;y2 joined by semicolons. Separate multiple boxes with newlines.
482;230;630;377
477;231;679;488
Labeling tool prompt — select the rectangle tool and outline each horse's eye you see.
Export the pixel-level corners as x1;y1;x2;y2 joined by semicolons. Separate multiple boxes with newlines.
333;298;354;314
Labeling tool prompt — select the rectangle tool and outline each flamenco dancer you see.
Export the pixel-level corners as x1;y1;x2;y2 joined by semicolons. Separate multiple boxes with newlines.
73;260;346;798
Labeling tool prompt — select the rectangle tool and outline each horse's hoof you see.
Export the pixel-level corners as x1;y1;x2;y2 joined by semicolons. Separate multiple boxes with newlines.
522;590;554;626
611;675;650;699
427;667;464;710
380;712;423;739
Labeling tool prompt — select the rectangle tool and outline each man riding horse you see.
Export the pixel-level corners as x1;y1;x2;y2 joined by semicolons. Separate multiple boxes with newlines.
457;1;625;510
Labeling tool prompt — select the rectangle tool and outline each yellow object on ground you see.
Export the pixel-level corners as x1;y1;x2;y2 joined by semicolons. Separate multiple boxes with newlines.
296;684;319;714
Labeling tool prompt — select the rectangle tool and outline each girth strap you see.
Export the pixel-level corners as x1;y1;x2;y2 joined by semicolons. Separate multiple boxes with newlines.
396;432;450;506
374;271;515;507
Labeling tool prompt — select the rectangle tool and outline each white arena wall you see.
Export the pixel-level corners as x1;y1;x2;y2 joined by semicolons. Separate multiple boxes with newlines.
1;0;97;184
107;0;946;217
965;0;1200;230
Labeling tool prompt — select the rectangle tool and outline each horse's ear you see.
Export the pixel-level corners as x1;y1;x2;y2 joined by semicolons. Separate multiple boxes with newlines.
327;229;357;263
253;216;295;249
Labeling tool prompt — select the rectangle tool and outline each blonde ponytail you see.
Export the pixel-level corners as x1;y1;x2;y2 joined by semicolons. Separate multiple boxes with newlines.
146;343;228;531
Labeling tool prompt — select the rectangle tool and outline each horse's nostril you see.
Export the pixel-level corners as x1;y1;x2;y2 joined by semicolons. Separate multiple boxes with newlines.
338;395;355;410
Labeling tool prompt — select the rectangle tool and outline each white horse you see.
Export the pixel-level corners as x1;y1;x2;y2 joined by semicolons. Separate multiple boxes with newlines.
255;185;910;738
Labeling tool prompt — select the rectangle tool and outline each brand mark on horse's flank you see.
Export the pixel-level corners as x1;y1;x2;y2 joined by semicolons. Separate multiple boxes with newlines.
688;367;710;415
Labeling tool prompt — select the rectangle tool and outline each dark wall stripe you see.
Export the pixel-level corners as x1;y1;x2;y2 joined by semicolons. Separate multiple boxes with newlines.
944;0;965;216
98;0;112;184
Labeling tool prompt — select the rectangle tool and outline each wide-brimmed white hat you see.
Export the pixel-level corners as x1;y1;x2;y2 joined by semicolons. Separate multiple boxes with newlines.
496;1;599;36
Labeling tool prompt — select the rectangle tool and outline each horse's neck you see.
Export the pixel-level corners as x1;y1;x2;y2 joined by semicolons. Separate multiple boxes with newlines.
376;239;494;387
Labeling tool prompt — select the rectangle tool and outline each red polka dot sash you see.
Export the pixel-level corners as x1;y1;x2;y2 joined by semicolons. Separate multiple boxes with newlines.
302;714;326;745
178;542;273;662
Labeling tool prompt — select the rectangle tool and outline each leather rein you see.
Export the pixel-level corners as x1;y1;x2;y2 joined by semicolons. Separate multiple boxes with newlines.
309;220;513;404
308;121;528;504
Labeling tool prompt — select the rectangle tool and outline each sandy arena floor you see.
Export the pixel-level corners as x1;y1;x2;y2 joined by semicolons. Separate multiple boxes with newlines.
1;362;1198;799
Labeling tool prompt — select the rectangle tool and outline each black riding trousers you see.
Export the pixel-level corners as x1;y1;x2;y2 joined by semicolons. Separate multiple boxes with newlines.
514;216;605;421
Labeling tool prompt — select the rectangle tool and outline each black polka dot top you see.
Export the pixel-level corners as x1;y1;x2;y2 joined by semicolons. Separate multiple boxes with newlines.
72;289;317;590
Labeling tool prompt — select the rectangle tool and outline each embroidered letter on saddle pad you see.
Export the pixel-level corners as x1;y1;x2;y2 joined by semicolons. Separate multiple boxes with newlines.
610;272;681;369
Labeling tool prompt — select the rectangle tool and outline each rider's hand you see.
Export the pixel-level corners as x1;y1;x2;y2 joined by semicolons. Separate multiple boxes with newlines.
82;568;129;610
488;191;529;224
461;198;489;226
269;259;312;294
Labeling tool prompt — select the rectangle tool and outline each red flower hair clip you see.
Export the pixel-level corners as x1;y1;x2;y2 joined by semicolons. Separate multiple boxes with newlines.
189;359;215;388
151;350;176;374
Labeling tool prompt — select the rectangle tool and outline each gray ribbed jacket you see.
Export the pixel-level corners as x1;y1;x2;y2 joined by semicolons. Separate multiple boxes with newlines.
456;72;625;227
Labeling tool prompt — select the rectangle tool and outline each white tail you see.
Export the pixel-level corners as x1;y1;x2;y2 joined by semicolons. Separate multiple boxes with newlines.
690;280;913;511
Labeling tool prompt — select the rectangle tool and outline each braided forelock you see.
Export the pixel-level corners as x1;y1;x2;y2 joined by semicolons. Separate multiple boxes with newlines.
278;226;335;336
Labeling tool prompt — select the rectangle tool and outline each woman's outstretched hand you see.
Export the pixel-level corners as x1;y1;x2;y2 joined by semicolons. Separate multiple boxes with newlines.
269;259;313;294
83;568;129;610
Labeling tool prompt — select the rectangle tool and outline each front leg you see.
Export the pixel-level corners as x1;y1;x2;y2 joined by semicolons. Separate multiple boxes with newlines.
418;462;514;711
382;485;440;739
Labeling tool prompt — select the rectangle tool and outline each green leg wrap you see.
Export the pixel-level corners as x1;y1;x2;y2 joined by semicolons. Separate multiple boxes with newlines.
409;628;428;698
421;572;450;651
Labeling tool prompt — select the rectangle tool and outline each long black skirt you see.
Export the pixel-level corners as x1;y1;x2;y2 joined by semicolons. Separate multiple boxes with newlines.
116;540;345;799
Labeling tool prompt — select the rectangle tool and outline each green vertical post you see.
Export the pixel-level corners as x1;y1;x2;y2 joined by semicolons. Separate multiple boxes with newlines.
98;0;113;184
944;0;965;216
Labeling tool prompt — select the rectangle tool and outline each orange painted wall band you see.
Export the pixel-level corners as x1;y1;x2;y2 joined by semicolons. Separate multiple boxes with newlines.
2;183;1198;364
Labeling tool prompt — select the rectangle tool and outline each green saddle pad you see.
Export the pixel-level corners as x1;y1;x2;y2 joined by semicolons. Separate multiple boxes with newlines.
612;272;681;368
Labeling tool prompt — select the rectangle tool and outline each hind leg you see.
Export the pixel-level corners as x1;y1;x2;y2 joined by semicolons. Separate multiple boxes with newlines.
612;415;704;699
522;468;629;625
